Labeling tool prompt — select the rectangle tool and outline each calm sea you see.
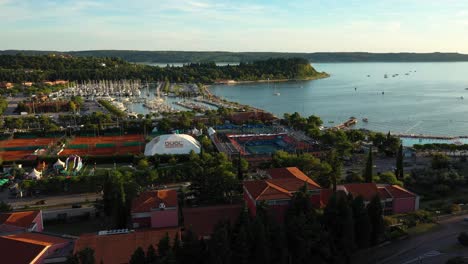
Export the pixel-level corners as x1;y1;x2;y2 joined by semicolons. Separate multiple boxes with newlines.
209;62;468;137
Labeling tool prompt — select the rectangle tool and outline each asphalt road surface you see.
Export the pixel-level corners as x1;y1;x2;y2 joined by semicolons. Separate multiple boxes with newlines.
363;214;468;264
5;193;102;209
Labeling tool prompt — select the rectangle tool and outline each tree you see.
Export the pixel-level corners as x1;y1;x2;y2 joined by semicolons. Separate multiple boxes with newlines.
367;195;384;246
137;158;150;170
432;153;450;169
351;196;371;249
231;226;250;264
146;244;158;264
67;247;95;264
323;192;355;263
158;233;171;258
250;218;270;264
208;223;232;264
0;201;12;212
395;144;404;180
326;150;342;191
69;101;77;113
378;171;402;186
364;147;373;183
129;247;146;264
180;228;203;264
285;185;324;263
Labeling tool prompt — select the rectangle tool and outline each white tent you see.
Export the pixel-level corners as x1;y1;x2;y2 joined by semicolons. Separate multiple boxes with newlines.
207;127;216;136
53;159;65;170
28;169;42;180
144;134;201;156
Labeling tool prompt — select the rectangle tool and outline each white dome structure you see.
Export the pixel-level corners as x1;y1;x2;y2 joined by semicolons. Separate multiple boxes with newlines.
144;134;201;156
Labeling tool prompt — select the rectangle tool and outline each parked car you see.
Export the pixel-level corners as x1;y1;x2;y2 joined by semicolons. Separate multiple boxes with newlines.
72;203;82;209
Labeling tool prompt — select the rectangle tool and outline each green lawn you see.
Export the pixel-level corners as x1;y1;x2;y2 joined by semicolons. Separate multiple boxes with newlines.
45;218;106;236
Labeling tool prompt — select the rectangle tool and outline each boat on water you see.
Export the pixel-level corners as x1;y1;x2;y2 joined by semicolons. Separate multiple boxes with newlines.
274;92;281;96
363;118;368;122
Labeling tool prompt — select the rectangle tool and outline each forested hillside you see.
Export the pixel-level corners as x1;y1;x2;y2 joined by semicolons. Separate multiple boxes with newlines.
0;55;325;83
2;50;468;63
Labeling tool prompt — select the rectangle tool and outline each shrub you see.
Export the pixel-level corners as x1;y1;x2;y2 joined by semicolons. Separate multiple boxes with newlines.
458;232;468;246
450;204;462;214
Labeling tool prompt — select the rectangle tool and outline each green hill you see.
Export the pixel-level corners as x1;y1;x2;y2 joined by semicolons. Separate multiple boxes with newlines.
2;50;468;63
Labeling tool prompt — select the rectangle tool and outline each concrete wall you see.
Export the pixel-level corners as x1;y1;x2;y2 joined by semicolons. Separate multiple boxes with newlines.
151;209;178;228
132;217;151;228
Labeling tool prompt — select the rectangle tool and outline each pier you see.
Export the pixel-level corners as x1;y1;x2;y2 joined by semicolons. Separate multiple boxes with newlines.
334;117;358;130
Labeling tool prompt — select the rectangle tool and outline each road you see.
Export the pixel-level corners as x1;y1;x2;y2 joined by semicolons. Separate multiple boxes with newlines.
3;96;23;115
4;193;102;209
362;214;468;264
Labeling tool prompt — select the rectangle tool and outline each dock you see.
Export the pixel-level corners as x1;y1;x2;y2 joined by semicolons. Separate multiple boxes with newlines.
334;117;358;129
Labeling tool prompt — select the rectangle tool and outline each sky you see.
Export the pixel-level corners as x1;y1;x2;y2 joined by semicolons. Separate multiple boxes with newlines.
1;0;468;53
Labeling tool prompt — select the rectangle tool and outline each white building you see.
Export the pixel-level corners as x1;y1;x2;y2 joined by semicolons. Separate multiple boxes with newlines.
144;134;201;156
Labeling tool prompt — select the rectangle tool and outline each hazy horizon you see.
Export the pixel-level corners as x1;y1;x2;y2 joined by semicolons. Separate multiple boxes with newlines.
1;0;468;53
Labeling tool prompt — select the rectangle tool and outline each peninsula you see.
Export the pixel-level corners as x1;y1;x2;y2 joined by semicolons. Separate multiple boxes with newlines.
0;55;327;84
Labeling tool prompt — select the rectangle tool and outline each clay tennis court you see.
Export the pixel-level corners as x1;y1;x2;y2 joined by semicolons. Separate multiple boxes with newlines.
60;135;145;156
69;134;144;145
0;138;58;161
0;150;36;161
0;138;58;148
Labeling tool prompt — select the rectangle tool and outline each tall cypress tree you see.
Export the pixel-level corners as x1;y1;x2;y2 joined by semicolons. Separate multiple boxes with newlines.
208;223;232;264
364;147;373;183
351;196;371;249
367;195;384;246
323;193;355;263
129;247;146;264
396;144;404;180
231;226;250;264
158;233;171;259
146;244;158;264
250;218;270;264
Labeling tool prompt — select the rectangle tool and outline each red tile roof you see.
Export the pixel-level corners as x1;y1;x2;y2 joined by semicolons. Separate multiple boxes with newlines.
74;228;180;264
243;180;292;201
244;167;322;202
341;183;380;201
0;210;40;229
267;167;321;189
183;204;243;237
0;236;47;264
0;232;72;264
385;185;417;199
131;190;178;213
378;187;393;200
6;232;70;246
